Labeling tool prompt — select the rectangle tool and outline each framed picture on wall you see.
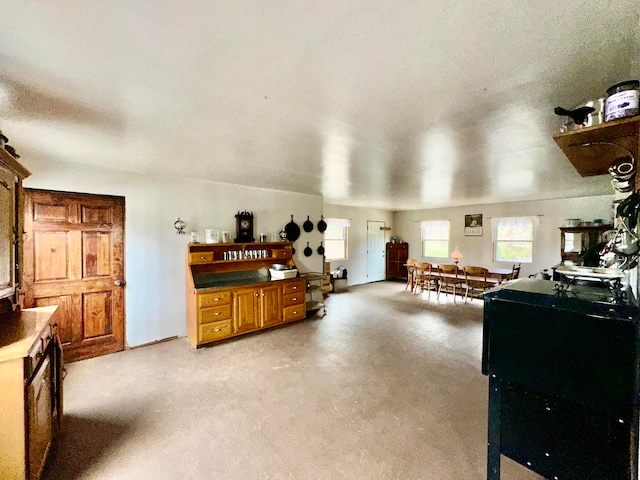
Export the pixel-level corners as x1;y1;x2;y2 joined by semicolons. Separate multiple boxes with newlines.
465;214;483;236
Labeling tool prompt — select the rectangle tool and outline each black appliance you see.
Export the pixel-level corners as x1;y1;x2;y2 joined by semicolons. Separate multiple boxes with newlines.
482;279;640;480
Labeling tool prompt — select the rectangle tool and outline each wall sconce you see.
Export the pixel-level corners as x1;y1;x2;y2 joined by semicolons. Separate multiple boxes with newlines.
451;246;463;265
174;217;186;234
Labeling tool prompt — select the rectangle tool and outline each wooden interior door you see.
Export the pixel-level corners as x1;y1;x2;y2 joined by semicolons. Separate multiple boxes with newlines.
23;190;125;362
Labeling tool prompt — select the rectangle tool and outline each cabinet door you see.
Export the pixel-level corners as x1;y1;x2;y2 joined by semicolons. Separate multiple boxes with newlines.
233;287;259;334
0;166;15;295
28;356;52;480
260;284;282;328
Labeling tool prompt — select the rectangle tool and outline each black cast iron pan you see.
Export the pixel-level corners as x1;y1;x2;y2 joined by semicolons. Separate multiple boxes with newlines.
317;215;327;233
317;242;324;255
285;215;301;242
303;216;313;232
304;242;312;257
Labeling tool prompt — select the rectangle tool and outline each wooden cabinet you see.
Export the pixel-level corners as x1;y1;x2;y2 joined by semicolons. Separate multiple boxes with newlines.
559;224;612;264
282;278;306;322
0;306;61;480
0;148;30;310
386;242;408;280
185;242;307;347
233;286;262;334
260;284;283;328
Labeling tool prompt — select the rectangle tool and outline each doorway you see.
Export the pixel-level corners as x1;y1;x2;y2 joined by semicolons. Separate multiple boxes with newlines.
23;189;125;362
367;221;386;282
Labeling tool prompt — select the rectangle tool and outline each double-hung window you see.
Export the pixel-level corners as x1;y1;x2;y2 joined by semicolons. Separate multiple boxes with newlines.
325;218;350;260
492;216;537;263
420;220;450;258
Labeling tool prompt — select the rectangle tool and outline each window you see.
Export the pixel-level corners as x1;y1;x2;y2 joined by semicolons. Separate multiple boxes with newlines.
492;216;537;263
420;220;450;258
325;218;350;260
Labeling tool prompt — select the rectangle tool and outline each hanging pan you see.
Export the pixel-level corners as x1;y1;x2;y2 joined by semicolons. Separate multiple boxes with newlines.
317;242;325;255
303;215;314;232
317;215;327;233
284;215;301;242
304;242;313;257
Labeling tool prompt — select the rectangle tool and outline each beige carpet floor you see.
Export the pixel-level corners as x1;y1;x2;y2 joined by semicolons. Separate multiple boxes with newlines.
43;281;542;480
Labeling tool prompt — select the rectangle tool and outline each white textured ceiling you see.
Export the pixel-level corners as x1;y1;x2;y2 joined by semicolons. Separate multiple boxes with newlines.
0;1;638;210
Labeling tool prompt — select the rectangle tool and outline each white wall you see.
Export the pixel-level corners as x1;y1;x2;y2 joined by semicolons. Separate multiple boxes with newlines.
323;204;394;286
22;157;324;347
394;195;614;279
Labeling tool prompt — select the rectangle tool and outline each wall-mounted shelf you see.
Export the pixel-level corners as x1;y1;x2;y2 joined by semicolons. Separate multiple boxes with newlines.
553;115;639;178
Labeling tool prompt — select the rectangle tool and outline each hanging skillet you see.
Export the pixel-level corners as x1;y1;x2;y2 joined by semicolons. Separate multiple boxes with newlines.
303;215;314;232
317;215;327;233
304;242;312;257
317;242;325;255
284;215;301;242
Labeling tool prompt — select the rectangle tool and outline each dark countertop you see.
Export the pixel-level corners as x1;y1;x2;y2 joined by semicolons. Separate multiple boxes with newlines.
193;270;298;291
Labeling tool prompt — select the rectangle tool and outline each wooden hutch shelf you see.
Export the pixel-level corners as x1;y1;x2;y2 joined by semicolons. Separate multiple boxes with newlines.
553;115;640;180
185;242;308;348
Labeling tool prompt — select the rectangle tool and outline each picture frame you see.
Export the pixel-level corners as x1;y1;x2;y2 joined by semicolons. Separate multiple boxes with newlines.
221;231;232;243
465;214;483;236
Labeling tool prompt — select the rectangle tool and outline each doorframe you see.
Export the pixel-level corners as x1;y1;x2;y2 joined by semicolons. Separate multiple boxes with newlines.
367;220;387;282
23;188;126;362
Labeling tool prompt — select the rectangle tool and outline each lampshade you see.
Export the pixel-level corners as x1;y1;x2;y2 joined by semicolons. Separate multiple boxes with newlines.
451;246;463;262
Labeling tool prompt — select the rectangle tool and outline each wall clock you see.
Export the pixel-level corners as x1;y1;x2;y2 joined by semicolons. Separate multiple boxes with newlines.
235;211;255;243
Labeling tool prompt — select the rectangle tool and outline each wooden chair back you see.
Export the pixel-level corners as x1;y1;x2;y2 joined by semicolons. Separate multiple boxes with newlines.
462;266;492;303
404;258;419;291
413;262;434;294
511;263;522;280
438;264;459;279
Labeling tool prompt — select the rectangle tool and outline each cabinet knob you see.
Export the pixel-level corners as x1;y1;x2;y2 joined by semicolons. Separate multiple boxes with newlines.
292;297;297;301
214;328;222;332
114;280;125;287
214;312;220;316
255;293;259;297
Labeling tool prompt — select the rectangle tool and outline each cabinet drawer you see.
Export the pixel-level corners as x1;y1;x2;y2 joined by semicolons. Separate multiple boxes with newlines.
283;305;305;322
283;280;305;295
283;292;304;307
199;320;232;343
198;291;231;308
272;249;292;260
199;304;232;324
190;252;214;264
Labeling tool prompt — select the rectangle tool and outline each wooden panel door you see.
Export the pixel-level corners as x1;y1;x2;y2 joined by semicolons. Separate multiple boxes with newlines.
233;287;259;334
23;190;125;362
260;284;282;328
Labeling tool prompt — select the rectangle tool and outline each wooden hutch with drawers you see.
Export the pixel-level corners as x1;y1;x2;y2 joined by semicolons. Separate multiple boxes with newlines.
185;242;307;348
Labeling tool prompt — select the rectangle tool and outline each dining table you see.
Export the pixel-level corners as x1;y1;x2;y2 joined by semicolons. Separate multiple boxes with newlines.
404;264;515;293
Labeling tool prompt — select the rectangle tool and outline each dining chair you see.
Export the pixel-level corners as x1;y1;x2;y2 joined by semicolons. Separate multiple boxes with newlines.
462;266;494;303
510;263;522;280
437;264;464;303
404;258;418;292
413;262;437;297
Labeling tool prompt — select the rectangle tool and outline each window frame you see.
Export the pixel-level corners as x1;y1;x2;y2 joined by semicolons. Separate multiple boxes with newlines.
420;220;451;258
492;216;536;263
324;218;349;261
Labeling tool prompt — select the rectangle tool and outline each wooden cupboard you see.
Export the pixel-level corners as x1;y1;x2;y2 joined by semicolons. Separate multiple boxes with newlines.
386;242;408;280
0;306;61;480
0;147;30;310
185;242;306;348
559;224;612;264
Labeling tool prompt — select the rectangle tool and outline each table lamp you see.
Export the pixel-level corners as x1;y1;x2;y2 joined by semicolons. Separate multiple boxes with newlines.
451;246;463;265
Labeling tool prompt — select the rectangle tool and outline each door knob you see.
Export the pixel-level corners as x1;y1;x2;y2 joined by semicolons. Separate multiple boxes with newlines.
114;280;126;287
